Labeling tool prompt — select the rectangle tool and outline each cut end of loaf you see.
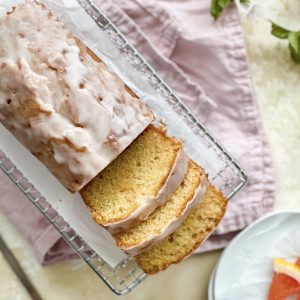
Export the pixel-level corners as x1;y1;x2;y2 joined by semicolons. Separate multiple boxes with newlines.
80;125;183;225
134;184;228;274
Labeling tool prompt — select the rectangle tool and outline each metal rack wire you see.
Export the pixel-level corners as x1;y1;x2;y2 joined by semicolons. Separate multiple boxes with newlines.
0;0;247;295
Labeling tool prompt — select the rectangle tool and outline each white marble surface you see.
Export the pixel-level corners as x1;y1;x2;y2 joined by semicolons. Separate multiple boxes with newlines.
1;1;300;299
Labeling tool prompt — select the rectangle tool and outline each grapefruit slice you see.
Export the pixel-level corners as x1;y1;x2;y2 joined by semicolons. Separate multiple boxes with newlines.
273;258;300;283
268;258;300;300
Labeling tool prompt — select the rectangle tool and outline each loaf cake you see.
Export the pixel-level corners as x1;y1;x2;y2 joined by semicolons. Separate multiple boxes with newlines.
0;1;229;276
0;1;153;192
135;184;227;274
81;125;189;234
113;161;208;255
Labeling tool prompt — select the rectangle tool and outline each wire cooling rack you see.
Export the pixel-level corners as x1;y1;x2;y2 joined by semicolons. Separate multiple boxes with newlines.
0;0;247;296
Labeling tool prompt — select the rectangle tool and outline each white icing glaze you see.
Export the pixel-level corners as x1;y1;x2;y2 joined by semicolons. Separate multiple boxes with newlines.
123;173;209;255
0;1;153;191
106;149;189;234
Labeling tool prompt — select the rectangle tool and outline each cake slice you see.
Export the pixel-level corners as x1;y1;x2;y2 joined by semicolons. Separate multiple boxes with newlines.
0;1;153;192
113;161;208;255
81;125;189;233
134;184;227;274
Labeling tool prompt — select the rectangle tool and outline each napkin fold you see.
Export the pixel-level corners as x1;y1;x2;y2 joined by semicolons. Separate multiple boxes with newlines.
0;0;274;264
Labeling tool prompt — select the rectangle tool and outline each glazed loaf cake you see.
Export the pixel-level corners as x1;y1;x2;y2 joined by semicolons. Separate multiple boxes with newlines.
0;1;228;276
0;1;153;192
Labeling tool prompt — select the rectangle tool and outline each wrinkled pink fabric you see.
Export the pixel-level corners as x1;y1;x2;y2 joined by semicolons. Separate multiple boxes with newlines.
0;0;274;264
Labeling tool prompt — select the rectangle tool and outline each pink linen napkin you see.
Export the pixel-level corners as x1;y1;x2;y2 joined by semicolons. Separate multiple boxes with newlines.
0;0;274;264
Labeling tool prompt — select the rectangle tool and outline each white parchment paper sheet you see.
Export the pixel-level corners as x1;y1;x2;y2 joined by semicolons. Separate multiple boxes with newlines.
0;0;224;267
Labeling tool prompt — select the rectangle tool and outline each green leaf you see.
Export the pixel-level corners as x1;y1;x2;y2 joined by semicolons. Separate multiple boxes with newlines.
211;0;231;20
211;0;248;20
271;22;290;39
288;32;300;64
270;21;300;64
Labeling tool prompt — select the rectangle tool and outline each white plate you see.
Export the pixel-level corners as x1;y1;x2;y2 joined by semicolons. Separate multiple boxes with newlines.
211;211;300;300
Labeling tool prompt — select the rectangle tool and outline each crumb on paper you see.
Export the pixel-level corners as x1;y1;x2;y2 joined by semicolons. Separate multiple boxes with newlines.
158;119;167;132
